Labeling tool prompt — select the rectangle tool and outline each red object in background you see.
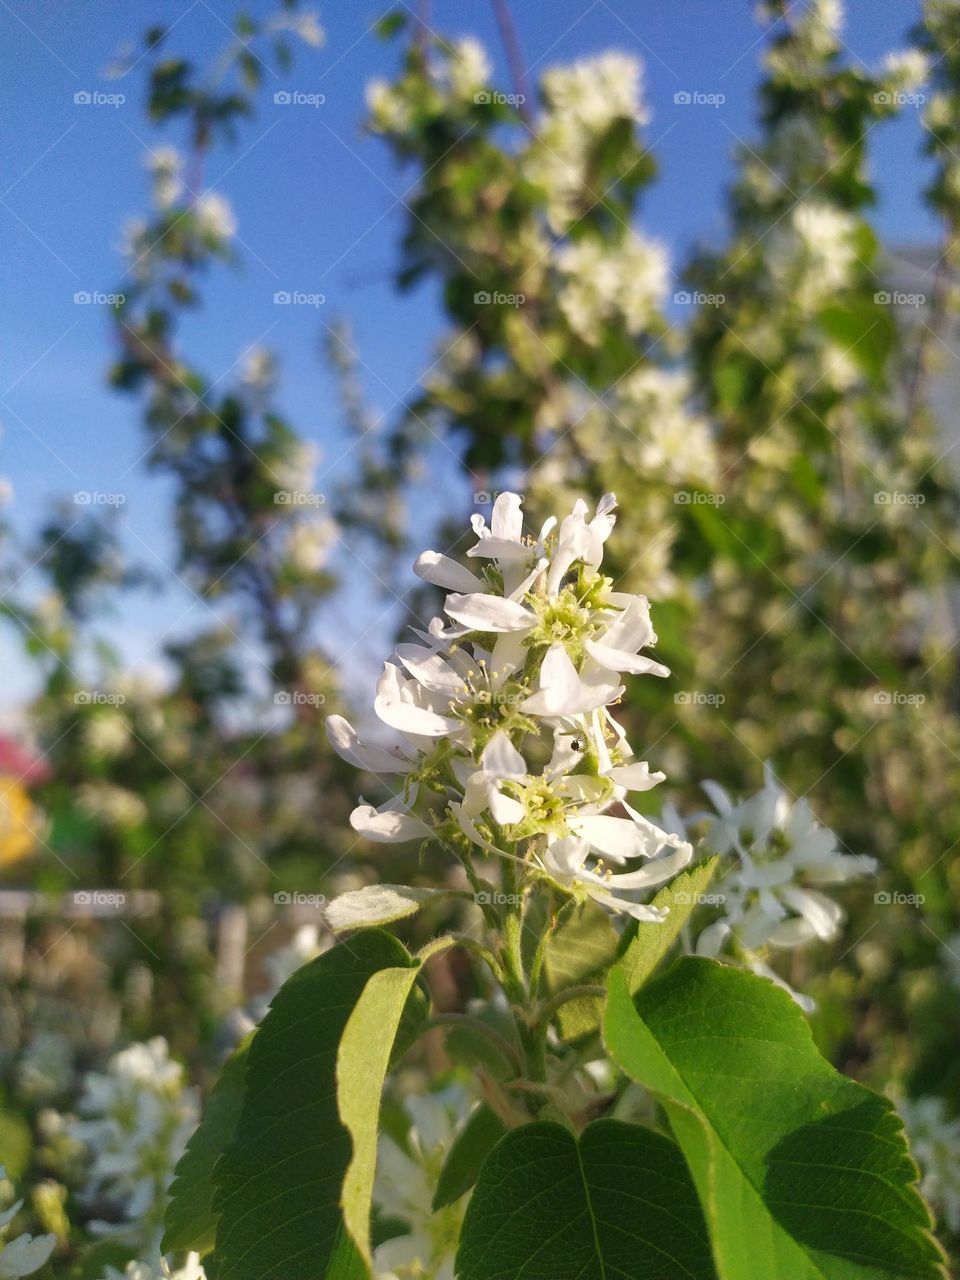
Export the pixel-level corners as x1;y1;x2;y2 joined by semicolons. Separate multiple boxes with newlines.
0;735;51;785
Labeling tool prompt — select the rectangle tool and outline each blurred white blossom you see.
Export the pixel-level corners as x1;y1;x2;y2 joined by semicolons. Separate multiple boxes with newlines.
895;1095;960;1233
68;1038;198;1251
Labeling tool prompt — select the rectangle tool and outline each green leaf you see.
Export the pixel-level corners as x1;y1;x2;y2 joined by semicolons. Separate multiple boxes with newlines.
337;963;424;1267
544;898;619;1039
553;858;718;1040
324;884;442;932
819;302;894;384
211;930;425;1280
617;856;719;992
432;1104;506;1210
604;958;948;1280
163;1037;251;1254
456;1118;717;1280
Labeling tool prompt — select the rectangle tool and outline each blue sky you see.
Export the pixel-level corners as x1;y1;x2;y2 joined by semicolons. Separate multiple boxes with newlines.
0;0;938;707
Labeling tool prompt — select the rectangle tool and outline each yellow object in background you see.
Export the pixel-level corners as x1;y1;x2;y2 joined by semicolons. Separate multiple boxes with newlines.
0;777;41;865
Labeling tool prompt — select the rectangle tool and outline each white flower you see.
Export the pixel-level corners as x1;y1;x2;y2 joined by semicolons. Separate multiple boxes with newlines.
525;53;648;231
77;783;148;830
882;49;929;91
0;1169;55;1280
696;765;876;955
284;517;338;573
193;193;236;241
328;490;691;923
540;52;647;134
442;38;491;101
372;1091;470;1280
557;236;669;344
541;832;691;921
15;1032;74;1102
894;1095;960;1233
770;203;859;309
68;1039;198;1252
100;1253;206;1280
145;147;184;210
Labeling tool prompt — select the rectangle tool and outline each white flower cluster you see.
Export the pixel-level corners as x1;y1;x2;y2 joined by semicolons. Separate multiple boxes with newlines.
373;1090;469;1280
0;1167;55;1280
100;1252;206;1280
770;202;860;309
525;52;648;232
328;492;693;922
68;1038;198;1250
694;764;876;967
76;782;149;831
556;235;669;345
895;1095;960;1233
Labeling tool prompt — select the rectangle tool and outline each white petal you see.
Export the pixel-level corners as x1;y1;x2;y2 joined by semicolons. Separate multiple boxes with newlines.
489;631;527;684
542;835;589;878
778;886;843;942
601;595;655;652
569;812;679;862
413;550;484;592
395;644;464;692
481;731;526;780
489;790;526;825
0;1233;56;1276
522;644;620;716
349;804;430;843
702;779;734;815
604;841;693;889
607;761;666;791
466;536;532;562
325;715;412;774
588;889;668;922
584;638;670;678
491;491;523;541
695;919;732;957
444;593;536;632
375;697;461;737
